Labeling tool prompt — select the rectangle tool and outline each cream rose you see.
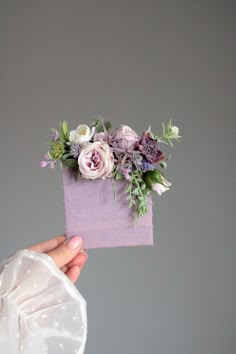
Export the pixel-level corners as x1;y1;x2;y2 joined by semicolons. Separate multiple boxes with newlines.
78;141;114;179
69;124;95;145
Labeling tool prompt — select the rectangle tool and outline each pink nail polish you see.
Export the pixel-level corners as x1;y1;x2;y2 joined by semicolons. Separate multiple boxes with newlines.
66;236;82;250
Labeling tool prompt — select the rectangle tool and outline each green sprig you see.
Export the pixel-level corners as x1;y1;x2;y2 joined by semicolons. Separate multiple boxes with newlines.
123;170;149;222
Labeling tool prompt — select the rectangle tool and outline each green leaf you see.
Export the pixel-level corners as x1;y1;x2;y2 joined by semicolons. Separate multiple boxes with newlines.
114;170;123;180
73;168;80;182
61;159;78;168
160;161;167;170
104;121;112;131
59;121;69;141
124;184;131;193
63;152;73;159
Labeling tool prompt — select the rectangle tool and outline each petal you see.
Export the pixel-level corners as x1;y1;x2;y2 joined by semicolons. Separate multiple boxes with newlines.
153;183;169;196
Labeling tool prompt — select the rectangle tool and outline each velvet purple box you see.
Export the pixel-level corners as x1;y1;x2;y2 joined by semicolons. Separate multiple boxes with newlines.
62;168;153;249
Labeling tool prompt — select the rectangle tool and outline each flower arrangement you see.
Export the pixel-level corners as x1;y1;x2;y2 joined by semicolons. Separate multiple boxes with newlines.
41;116;181;221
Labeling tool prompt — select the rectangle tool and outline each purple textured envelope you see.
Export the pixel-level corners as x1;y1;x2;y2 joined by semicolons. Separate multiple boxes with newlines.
62;168;153;249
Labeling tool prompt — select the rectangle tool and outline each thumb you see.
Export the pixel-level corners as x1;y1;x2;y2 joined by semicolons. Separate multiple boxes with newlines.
46;236;83;268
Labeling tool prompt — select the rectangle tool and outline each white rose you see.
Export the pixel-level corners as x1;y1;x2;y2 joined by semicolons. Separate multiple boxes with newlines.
69;125;95;145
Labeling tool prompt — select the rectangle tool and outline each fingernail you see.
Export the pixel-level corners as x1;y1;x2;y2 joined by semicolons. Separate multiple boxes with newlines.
79;249;88;257
79;253;88;264
66;236;82;250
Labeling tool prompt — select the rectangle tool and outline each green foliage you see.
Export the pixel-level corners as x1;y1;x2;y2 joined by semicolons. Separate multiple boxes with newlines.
61;158;78;168
59;121;70;142
157;119;181;147
90;116;112;133
123;170;150;221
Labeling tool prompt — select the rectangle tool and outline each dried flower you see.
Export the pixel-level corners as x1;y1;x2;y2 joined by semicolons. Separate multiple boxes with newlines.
139;132;164;164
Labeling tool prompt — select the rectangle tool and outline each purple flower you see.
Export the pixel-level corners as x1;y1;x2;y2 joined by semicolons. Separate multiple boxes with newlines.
40;161;48;168
51;130;59;141
139;132;165;164
121;167;132;180
140;160;154;171
70;143;81;158
112;125;140;152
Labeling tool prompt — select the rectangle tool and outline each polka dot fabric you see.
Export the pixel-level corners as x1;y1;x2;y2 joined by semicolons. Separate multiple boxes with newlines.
0;249;87;353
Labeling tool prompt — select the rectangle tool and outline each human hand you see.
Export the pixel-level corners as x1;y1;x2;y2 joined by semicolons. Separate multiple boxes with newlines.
27;235;88;284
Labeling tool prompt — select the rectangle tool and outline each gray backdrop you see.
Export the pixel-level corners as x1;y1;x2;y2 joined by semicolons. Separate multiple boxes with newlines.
0;1;235;353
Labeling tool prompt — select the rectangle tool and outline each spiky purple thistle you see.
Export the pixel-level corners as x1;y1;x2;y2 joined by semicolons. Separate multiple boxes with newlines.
139;132;165;164
70;143;81;158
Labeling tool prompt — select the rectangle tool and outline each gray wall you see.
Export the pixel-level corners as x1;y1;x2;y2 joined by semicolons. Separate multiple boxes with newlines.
0;1;235;353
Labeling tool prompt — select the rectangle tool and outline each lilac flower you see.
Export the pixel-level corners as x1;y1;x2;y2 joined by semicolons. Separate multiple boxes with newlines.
40;159;55;168
51;130;59;141
120;167;132;180
112;125;139;152
40;161;48;168
50;162;55;169
139;132;165;164
40;154;57;168
140;160;154;171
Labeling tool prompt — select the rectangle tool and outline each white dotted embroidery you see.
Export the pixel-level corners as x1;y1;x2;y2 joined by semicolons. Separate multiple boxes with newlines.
26;269;31;274
42;314;48;319
59;343;64;349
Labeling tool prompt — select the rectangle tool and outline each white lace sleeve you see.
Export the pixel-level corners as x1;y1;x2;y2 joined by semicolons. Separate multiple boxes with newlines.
0;249;87;354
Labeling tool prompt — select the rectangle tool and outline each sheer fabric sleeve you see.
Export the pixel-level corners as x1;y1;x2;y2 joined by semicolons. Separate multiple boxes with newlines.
0;249;87;354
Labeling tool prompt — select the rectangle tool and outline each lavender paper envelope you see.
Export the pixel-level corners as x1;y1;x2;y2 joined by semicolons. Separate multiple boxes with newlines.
62;168;153;249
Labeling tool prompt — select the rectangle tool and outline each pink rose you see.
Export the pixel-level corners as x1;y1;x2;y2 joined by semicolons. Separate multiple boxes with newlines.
93;132;106;142
78;142;114;179
113;125;139;151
